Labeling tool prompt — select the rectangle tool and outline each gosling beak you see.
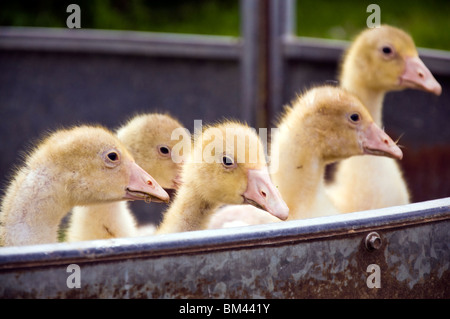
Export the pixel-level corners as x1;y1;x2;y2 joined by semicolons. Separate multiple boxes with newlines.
124;162;170;203
399;56;442;95
243;169;289;221
360;123;403;160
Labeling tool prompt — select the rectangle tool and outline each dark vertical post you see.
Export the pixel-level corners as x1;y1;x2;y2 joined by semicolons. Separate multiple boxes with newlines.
283;0;296;37
240;0;269;129
241;0;296;128
267;0;296;126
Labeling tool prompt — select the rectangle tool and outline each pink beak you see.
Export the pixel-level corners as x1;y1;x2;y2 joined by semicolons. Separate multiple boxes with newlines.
399;56;442;95
360;123;403;160
243;169;289;221
123;161;170;203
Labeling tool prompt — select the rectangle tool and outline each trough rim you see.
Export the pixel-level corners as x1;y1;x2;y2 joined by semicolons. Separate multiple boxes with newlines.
0;197;448;270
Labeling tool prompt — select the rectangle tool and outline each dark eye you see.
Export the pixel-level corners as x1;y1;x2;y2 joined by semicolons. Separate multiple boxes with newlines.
381;45;395;58
103;149;121;168
382;46;392;54
157;144;171;157
107;151;119;161
222;155;235;168
349;113;360;123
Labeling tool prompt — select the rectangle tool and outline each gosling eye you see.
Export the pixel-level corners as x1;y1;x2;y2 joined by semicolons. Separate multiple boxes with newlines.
222;154;236;169
103;149;121;168
349;113;361;123
380;45;395;58
108;152;119;161
157;144;171;157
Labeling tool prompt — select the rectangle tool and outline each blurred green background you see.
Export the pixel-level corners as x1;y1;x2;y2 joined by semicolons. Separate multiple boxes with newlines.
1;0;449;50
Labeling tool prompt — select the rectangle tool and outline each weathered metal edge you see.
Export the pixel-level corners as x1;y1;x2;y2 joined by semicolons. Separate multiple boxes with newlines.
0;27;241;60
0;197;448;270
3;27;449;74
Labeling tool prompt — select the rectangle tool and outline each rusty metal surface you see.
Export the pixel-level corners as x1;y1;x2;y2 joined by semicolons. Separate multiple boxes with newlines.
0;197;448;298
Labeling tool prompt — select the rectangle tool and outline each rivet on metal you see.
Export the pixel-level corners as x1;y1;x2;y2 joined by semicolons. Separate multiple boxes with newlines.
365;232;382;251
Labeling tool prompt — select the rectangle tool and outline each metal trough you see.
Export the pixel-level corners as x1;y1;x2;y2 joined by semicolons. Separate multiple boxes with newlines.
0;197;449;298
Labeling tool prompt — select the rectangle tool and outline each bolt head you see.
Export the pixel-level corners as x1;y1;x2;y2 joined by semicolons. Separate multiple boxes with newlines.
365;232;382;251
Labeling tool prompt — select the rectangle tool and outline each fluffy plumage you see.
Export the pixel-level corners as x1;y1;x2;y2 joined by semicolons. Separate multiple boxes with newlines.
327;25;441;213
156;120;289;234
209;85;403;227
0;125;168;246
66;114;185;242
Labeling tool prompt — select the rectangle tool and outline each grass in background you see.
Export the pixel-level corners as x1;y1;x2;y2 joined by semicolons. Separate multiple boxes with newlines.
1;0;449;50
0;0;240;36
296;0;450;51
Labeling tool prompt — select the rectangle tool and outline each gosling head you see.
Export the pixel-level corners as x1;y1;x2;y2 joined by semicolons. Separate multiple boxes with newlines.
184;121;289;221
342;24;441;95
30;125;170;205
284;86;403;163
116;113;187;190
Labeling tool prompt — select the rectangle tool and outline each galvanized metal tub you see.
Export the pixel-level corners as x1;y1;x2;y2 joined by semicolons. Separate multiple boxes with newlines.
1;197;448;298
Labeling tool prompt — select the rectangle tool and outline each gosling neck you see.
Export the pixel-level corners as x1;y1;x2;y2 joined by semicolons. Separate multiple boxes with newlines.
1;167;72;246
271;135;326;219
156;187;219;234
341;78;386;127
